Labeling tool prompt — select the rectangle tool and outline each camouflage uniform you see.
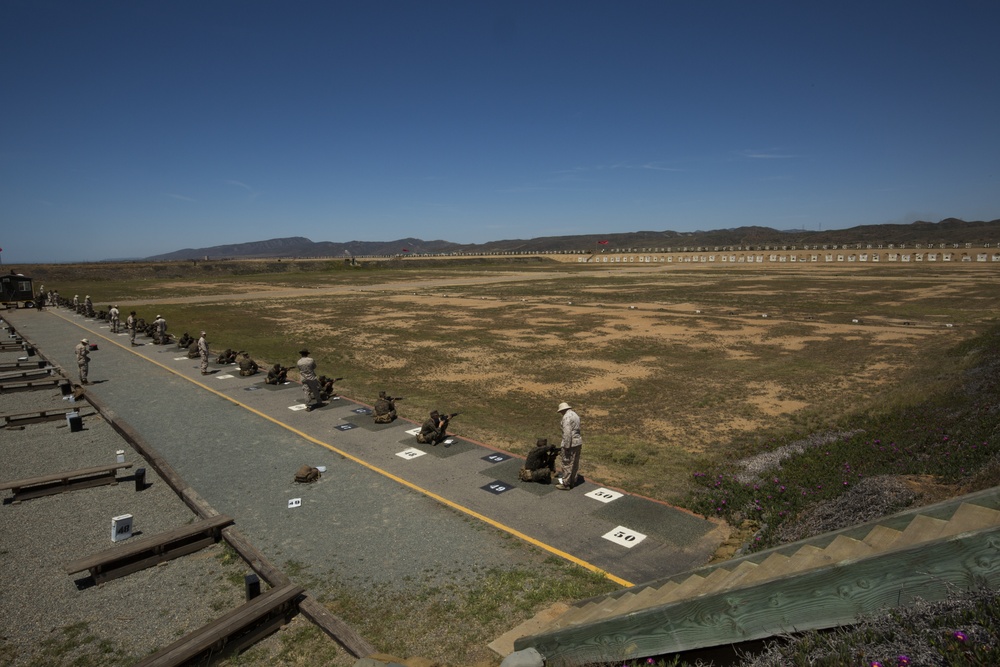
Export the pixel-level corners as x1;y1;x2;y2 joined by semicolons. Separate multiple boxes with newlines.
557;404;583;489
153;316;167;344
127;312;137;346
417;412;449;445
372;392;397;423
519;438;558;483
238;353;258;376
75;339;90;384
198;333;210;374
297;351;321;410
266;364;288;385
108;306;120;333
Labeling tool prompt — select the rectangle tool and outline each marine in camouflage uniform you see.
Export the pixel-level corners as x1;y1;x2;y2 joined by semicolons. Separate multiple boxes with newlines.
198;332;210;374
75;338;90;385
153;315;167;344
556;402;583;490
416;410;449;445
127;311;138;346
265;364;288;385
108;305;120;333
518;438;559;483
237;351;259;376
297;349;321;411
372;391;397;423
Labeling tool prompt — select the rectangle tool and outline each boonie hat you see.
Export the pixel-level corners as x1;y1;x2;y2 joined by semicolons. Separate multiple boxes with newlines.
557;402;572;412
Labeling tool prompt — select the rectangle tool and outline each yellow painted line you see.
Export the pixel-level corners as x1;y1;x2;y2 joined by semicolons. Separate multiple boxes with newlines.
51;312;634;588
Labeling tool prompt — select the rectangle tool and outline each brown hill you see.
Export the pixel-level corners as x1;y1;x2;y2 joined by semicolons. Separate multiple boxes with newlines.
143;218;1000;261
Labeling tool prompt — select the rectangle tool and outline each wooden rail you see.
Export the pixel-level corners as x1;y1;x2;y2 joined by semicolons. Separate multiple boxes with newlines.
64;515;235;584
133;583;305;666
0;378;64;393
0;369;50;382
3;407;90;428
0;361;48;371
0;463;133;503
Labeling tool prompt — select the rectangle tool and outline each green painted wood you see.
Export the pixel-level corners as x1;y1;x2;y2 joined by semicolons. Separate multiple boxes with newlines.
516;526;1000;666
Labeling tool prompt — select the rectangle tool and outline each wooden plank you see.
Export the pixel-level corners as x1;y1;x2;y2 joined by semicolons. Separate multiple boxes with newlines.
0;378;63;393
1;463;133;502
738;552;790;586
822;535;873;562
861;524;901;551
3;408;92;427
940;503;1000;537
1;463;133;491
64;515;235;581
299;596;377;658
134;583;304;667
516;526;1000;666
490;603;571;658
891;514;947;549
0;369;50;382
222;526;291;588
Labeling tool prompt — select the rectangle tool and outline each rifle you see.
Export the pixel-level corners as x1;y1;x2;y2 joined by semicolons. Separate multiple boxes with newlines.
389;396;405;401
447;412;460;419
333;377;344;383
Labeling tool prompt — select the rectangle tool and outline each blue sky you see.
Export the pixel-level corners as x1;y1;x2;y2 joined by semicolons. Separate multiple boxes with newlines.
2;1;998;263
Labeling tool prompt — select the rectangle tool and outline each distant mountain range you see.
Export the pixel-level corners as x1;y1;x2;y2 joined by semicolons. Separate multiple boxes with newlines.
144;218;1000;261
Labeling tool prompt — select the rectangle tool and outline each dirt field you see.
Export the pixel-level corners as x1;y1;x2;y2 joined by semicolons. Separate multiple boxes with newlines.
41;261;1000;502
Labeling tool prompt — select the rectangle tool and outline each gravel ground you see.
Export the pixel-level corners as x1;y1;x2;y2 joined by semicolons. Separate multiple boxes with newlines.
0;391;254;666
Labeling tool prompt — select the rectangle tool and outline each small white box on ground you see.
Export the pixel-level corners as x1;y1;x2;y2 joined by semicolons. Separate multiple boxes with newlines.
116;450;125;464
65;411;78;426
111;514;133;542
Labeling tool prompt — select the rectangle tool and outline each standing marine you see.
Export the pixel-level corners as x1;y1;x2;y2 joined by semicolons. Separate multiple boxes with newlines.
297;349;321;411
75;338;91;385
198;331;210;375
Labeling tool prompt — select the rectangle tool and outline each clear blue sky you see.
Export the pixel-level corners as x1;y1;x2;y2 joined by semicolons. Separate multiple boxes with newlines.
2;1;998;264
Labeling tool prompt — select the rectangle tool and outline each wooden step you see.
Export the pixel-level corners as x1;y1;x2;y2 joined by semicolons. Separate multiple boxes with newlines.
862;524;902;551
891;514;948;549
711;560;759;593
940;503;1000;537
739;552;791;586
695;566;738;595
488;602;572;657
563;598;638;627
786;544;832;574
822;534;874;562
655;574;707;606
607;581;679;616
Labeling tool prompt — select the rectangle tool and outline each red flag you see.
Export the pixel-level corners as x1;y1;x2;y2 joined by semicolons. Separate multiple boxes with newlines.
597;240;609;245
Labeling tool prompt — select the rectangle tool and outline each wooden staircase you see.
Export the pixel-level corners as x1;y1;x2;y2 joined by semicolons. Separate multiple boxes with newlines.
491;487;1000;666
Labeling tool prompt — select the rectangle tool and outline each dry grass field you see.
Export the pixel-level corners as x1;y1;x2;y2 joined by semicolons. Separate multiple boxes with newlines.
32;259;1000;505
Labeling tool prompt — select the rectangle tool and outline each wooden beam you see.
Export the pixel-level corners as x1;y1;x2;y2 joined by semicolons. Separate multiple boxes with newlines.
299;596;377;658
133;583;305;667
1;463;133;503
64;515;235;584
